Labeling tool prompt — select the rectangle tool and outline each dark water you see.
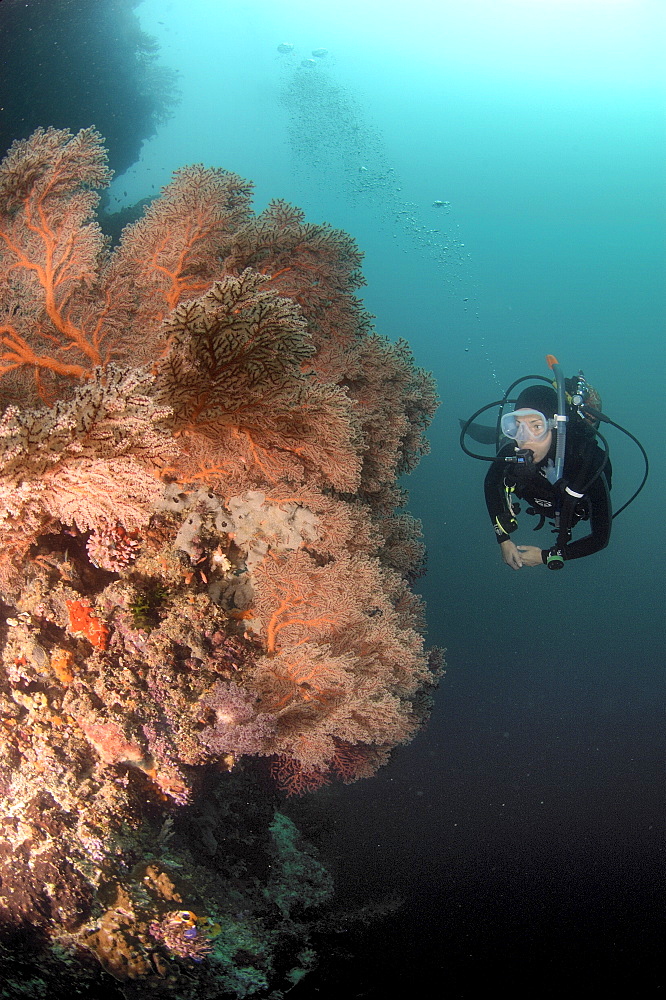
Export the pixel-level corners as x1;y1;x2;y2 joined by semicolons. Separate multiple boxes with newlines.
4;0;665;995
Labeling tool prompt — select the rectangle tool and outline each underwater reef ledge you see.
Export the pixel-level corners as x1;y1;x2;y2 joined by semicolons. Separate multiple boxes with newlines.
0;128;442;997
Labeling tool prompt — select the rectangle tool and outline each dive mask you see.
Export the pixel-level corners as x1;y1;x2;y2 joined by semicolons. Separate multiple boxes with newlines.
501;408;553;445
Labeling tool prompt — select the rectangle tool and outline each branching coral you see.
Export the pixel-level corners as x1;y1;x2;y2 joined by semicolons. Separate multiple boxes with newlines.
152;269;362;491
105;163;254;360
0;127;112;398
0;127;442;993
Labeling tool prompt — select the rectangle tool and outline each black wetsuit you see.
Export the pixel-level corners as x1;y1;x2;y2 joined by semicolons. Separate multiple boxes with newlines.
484;425;612;563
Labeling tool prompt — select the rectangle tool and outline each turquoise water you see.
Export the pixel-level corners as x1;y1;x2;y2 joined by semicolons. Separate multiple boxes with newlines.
114;0;664;993
11;0;666;993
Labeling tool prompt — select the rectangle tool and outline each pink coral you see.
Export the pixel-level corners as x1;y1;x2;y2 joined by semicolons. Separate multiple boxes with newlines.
271;740;390;796
271;755;331;797
76;718;145;766
86;523;141;572
0;128;251;403
0;128;441;803
198;681;277;757
0;127;112;400
0;128;444;990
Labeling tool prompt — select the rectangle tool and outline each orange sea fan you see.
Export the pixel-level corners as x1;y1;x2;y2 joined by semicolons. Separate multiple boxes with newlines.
153;271;362;492
0;127;112;401
0;128;441;811
104;164;254;365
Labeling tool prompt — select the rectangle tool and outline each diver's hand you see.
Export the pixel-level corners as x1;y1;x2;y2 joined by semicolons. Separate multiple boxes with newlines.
500;541;544;569
500;539;523;570
515;545;544;567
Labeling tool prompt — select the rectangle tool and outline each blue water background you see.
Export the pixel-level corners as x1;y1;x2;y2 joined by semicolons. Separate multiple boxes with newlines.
110;0;665;990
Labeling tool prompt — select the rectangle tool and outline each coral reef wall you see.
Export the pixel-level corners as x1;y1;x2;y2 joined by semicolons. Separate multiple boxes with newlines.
0;128;441;995
0;0;178;175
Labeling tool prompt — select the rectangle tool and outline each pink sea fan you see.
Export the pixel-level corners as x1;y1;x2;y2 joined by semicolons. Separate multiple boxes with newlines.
199;681;277;757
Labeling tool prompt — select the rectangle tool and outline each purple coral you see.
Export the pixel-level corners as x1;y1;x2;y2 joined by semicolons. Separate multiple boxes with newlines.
199;681;277;756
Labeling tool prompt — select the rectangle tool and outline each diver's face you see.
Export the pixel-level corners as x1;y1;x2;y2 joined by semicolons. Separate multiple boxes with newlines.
514;416;552;461
515;413;549;440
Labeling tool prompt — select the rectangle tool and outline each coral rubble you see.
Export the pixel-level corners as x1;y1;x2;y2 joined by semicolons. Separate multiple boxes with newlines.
0;128;442;995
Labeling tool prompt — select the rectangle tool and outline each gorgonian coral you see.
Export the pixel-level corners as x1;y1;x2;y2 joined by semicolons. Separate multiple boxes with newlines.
0;127;442;989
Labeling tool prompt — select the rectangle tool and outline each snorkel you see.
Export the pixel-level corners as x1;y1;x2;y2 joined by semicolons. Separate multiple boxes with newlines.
541;356;567;568
545;354;567;483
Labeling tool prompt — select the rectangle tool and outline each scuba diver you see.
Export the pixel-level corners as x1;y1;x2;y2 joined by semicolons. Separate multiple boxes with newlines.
485;382;610;569
460;356;648;571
